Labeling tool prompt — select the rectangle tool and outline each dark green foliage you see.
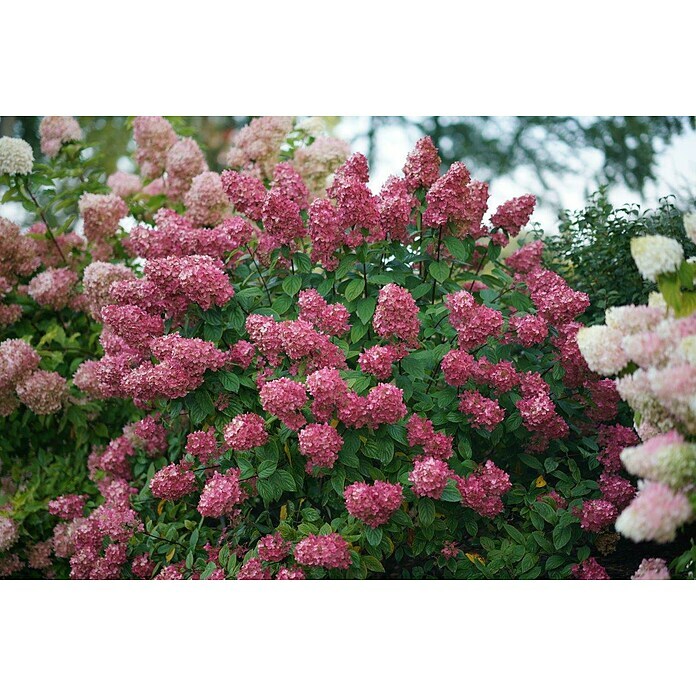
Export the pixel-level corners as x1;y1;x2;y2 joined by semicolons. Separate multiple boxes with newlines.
545;189;696;323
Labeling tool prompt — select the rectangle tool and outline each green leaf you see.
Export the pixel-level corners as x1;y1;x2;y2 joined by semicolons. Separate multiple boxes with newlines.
272;469;296;492
282;274;302;297
344;278;365;302
257;478;274;503
189;390;214;424
444;237;471;262
271;294;292;315
219;371;240;393
418;498;436;527
440;485;462;503
363;555;385;573
504;524;525;545
552;525;572;550
257;460;277;479
545;555;566;571
356;297;376;324
363;437;394;463
364;526;383;547
200;561;218;580
293;252;312;274
534;501;557;525
429;260;449;283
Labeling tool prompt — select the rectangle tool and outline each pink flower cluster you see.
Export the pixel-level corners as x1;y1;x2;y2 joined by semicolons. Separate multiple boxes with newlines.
67;486;142;580
15;369;68;416
145;255;234;312
379;176;417;242
402;136;441;192
133;116;178;180
107;171;142;198
490;194;536;236
39;116;83;157
344;480;403;527
185;430;219;462
257;532;291;562
0;517;19;552
293;533;352;570
615;481;693;543
409;457;452;498
358;345;402;380
245;313;346;374
226;116;294;179
298;424;344;472
406;414;453;460
297;289;350;337
446;290;503;350
82;261;136;320
524;268;590;327
631;558;670;580
572;557;610;580
516;372;569;451
48;494;86;520
458;391;505;431
260;378;308;430
150;462;197;501
236;557;272;580
455;461;511;518
126;415;168;455
164;138;208;200
197;469;247;518
27;267;78;309
223;413;268;450
79;193;128;244
0;217;40;282
184;172;229;227
126;208;253;261
575;499;618;533
337;160;385;244
373;284;420;346
0;338;69;416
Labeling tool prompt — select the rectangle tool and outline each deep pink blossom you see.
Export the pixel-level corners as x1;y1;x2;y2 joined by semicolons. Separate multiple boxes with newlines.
344;481;403;527
294;533;351;570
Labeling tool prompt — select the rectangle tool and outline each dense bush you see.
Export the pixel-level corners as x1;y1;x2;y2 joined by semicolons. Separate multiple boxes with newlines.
545;189;695;324
578;221;696;577
0;117;650;579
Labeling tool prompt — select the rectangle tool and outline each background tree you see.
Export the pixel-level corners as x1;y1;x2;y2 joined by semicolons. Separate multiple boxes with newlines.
361;116;694;203
543;188;696;324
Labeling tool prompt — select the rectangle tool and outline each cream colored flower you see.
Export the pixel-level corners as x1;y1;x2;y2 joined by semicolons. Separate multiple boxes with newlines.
630;235;684;282
0;136;33;175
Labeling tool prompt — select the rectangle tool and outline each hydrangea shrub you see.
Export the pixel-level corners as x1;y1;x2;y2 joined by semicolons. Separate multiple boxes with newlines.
0;117;641;579
578;222;696;577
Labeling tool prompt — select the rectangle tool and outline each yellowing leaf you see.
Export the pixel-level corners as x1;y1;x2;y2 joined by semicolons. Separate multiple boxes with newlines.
466;552;486;565
330;418;339;428
279;504;288;521
157;499;166;515
284;442;293;465
535;475;547;488
166;547;176;562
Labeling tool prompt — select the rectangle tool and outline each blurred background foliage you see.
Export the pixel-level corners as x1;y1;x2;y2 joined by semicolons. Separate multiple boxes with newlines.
543;189;696;324
359;116;695;194
2;115;693;196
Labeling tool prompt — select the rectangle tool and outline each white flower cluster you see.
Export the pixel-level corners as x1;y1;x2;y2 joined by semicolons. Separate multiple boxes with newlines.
0;136;34;175
630;235;684;282
576;324;628;376
684;212;696;246
295;117;327;139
